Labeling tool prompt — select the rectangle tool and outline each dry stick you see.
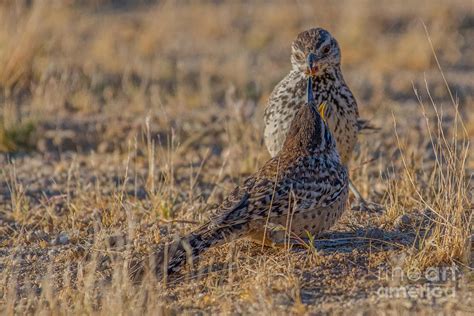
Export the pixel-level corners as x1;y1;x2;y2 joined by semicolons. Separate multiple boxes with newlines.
261;156;282;251
350;157;378;172
422;23;468;190
206;142;230;205
396;24;470;266
413;81;445;189
422;21;466;134
189;148;211;195
422;21;469;225
145;115;155;195
119;139;133;204
392;113;429;211
414;83;452;224
158;219;200;225
393;115;458;234
284;190;297;250
424;88;467;229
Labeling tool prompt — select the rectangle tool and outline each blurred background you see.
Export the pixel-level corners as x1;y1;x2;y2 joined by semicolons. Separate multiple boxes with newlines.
0;0;472;154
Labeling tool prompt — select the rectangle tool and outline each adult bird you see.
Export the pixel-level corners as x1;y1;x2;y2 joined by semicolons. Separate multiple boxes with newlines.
134;67;348;279
264;27;377;211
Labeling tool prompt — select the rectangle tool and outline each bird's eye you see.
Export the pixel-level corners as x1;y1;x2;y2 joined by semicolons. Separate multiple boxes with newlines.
321;45;330;54
295;52;305;61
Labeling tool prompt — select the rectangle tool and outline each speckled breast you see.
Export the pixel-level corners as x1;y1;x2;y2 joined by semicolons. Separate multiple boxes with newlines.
325;106;358;166
247;187;348;246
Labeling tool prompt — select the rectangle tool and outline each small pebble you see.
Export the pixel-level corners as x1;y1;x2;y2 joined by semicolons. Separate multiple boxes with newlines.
53;232;70;245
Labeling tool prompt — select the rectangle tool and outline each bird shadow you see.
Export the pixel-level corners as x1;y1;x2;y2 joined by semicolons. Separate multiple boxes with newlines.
308;227;415;254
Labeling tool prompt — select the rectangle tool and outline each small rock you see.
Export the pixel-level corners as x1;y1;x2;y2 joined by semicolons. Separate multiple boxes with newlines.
53;231;70;245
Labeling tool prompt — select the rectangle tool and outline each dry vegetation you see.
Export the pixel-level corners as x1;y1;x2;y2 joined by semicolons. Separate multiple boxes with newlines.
0;0;473;314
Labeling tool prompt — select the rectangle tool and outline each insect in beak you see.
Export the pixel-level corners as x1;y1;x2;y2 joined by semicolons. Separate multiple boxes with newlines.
318;102;328;121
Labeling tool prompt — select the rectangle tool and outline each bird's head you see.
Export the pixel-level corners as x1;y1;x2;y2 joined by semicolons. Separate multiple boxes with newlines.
283;72;336;155
290;28;341;76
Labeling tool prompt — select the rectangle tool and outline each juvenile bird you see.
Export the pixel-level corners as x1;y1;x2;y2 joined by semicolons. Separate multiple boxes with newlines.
264;27;375;210
141;68;348;278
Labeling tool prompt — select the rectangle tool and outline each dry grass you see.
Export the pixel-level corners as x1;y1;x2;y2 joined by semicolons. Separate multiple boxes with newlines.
0;0;473;314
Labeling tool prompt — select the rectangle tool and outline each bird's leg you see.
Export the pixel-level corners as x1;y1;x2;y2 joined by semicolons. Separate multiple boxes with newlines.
247;224;309;249
248;224;287;248
349;179;383;213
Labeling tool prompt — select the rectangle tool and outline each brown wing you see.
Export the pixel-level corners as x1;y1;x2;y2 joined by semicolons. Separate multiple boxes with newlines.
206;155;348;230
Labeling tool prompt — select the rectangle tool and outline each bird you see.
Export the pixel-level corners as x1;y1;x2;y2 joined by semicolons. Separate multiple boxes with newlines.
134;69;348;279
263;27;376;211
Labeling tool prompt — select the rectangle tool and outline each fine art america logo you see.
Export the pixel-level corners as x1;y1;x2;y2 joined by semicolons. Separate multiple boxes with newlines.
375;266;458;299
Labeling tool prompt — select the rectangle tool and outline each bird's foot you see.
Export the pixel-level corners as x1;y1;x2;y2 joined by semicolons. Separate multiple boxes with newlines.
348;181;384;213
248;224;309;249
351;198;384;213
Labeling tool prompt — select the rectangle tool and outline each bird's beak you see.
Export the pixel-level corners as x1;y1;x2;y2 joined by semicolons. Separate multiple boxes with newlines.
305;52;319;77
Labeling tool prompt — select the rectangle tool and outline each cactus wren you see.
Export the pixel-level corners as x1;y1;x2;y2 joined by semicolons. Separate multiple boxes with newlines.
264;27;376;210
139;74;348;278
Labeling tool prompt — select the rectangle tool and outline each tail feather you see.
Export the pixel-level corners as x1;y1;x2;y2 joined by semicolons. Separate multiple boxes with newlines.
131;224;246;281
